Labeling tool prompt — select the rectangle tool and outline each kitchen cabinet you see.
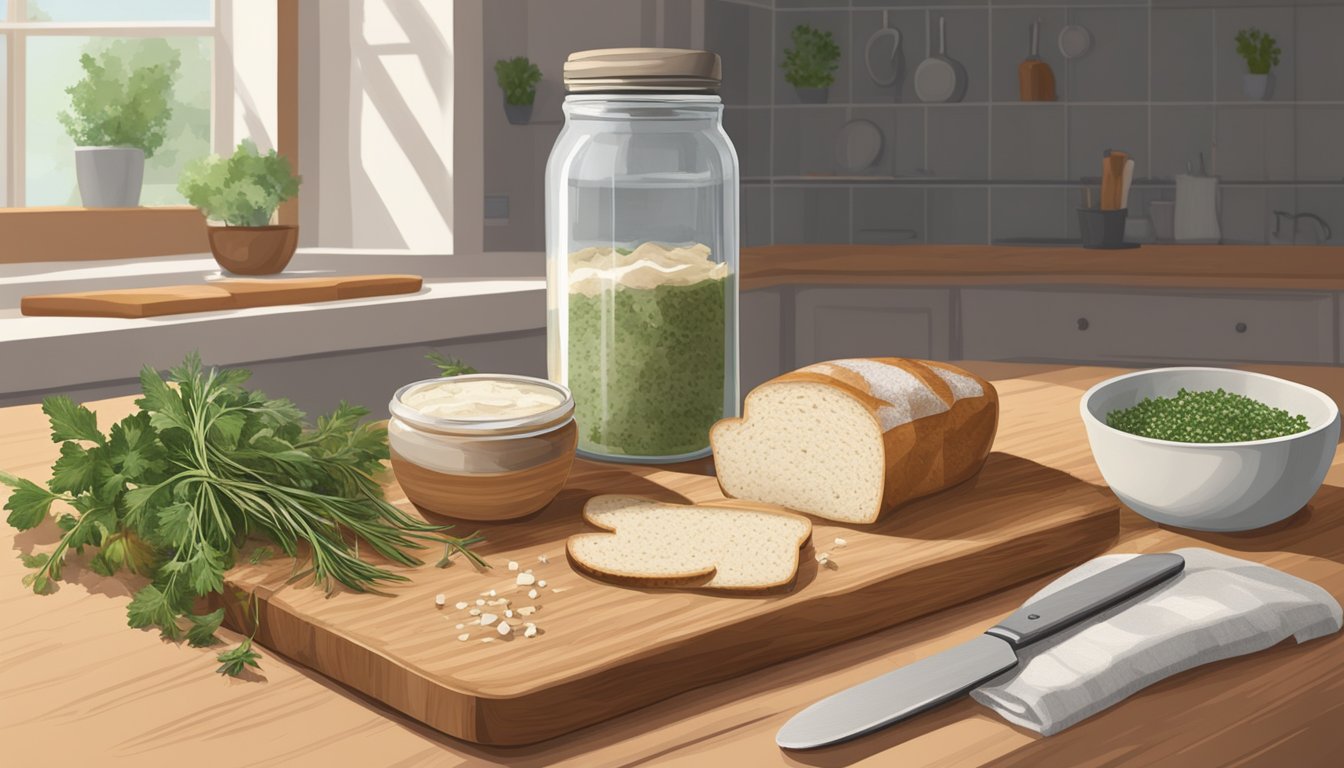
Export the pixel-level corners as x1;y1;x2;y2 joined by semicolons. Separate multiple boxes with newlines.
961;288;1337;365
793;287;952;366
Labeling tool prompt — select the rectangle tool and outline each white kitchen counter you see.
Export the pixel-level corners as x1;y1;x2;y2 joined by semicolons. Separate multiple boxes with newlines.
0;251;546;400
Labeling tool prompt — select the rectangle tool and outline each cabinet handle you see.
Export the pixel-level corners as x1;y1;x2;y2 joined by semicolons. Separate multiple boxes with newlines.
1076;318;1090;331
1235;322;1247;334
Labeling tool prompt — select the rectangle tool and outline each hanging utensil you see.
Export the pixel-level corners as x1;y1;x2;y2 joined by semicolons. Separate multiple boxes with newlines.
1058;24;1092;60
1018;19;1057;101
915;16;966;103
864;10;902;88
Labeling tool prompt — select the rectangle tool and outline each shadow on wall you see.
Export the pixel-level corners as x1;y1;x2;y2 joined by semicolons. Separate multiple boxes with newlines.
310;0;457;250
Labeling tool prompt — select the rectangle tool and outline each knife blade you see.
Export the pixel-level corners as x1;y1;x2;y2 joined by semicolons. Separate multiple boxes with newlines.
776;552;1185;750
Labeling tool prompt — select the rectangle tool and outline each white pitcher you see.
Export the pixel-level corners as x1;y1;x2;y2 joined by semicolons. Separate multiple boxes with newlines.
1174;174;1220;243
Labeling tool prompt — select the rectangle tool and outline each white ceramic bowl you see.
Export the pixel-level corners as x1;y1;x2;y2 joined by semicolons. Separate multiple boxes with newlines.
1081;367;1339;532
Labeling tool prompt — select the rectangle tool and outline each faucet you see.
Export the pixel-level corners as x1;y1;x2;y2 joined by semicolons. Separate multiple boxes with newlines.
1272;211;1333;244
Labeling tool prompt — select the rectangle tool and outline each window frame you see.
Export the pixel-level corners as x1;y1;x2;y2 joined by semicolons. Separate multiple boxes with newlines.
0;0;305;265
1;0;228;208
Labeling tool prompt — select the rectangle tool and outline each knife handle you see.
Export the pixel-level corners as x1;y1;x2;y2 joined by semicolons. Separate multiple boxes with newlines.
985;553;1184;649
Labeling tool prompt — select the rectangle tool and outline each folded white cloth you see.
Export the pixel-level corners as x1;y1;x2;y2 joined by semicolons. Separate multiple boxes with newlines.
970;547;1342;736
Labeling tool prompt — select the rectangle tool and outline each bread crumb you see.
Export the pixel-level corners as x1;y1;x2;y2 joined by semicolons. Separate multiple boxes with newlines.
524;624;538;638
527;588;538;600
551;587;568;593
497;622;512;636
538;554;550;564
457;633;470;642
833;537;847;548
816;551;830;564
516;573;536;586
517;606;537;616
504;609;514;618
537;579;548;588
475;598;485;606
455;601;468;610
481;637;494;643
480;613;499;626
455;623;465;629
434;593;446;607
469;608;481;616
507;561;519;571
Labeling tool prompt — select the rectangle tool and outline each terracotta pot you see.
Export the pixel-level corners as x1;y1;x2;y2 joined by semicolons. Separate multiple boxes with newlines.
206;224;299;275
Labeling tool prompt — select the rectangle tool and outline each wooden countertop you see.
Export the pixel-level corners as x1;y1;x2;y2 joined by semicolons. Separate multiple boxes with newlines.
741;244;1344;292
3;362;1342;767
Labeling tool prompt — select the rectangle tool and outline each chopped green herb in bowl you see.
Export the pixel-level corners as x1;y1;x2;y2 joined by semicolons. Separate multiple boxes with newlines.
1106;388;1311;443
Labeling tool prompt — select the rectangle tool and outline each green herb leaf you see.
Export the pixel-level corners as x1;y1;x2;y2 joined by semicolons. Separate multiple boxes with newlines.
154;502;194;549
107;412;164;482
216;637;263;677
1;470;59;530
19;552;50;568
127;584;183;640
426;351;478;378
48;442;100;495
41;395;105;445
186;609;225;647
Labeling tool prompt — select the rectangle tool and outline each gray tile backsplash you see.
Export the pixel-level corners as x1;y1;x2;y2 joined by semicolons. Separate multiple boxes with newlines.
1215;105;1295;181
991;105;1067;181
927;187;988;244
1150;8;1215;102
1067;106;1148;181
1066;7;1149;102
704;0;1344;246
852;187;926;244
1150;106;1214;181
1296;5;1344;101
927;107;989;179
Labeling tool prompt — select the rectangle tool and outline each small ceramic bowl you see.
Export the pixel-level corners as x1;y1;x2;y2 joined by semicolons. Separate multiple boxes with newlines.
388;375;577;521
1081;367;1339;532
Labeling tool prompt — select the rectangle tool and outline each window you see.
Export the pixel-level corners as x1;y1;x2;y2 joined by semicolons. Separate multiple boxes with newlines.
1;0;222;207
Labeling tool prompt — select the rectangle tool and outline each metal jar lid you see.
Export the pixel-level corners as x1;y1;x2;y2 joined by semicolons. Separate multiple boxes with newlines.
563;48;721;92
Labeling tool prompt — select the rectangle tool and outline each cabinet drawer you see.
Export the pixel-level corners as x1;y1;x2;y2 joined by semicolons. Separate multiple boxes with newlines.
795;288;951;366
962;288;1336;365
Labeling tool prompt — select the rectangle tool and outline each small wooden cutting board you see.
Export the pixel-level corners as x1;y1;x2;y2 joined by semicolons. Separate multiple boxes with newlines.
219;452;1119;747
21;274;423;318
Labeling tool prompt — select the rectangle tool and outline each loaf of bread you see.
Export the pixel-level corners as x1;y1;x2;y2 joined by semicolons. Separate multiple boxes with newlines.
566;495;812;590
711;358;998;524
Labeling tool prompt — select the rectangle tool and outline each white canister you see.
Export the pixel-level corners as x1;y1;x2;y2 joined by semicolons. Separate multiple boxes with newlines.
1174;174;1221;244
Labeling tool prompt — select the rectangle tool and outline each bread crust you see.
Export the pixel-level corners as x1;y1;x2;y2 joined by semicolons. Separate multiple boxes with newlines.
566;495;814;592
710;358;999;523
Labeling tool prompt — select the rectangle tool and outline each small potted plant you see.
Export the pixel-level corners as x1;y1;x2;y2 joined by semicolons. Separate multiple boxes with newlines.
495;56;543;124
57;49;179;207
1235;28;1281;100
178;140;302;275
783;24;841;103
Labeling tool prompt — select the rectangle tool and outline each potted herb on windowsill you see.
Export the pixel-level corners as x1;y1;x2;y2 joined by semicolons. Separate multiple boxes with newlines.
178;140;301;276
495;56;543;125
1235;28;1281;100
783;25;841;104
57;49;180;207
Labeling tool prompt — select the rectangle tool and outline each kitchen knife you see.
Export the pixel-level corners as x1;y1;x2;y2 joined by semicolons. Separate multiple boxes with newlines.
776;552;1185;750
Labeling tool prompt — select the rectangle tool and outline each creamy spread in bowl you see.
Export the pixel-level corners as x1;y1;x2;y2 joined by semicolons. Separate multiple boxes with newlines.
387;375;577;521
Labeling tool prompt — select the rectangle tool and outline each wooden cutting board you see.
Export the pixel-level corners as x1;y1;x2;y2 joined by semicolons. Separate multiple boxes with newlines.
218;452;1118;747
20;274;423;318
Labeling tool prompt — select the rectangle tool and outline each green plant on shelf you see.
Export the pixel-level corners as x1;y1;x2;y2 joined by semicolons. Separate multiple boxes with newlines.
495;56;543;106
782;25;841;89
57;47;180;156
178;140;301;227
1234;28;1280;75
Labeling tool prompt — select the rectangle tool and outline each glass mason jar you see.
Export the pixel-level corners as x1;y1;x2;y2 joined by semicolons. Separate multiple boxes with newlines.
546;49;740;464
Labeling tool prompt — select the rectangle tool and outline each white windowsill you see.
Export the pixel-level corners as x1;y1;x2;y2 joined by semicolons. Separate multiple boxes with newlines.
0;250;546;396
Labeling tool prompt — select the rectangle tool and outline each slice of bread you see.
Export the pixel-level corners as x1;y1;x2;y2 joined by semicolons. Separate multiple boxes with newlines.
711;358;998;524
566;495;813;590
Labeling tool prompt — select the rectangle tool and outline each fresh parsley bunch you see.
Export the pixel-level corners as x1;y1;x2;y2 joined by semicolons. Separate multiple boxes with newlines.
2;353;486;674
